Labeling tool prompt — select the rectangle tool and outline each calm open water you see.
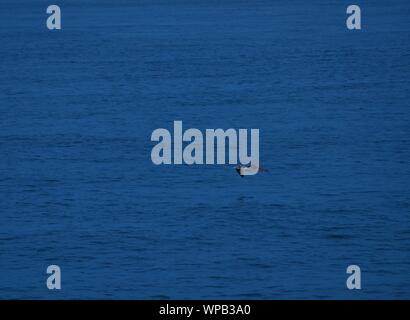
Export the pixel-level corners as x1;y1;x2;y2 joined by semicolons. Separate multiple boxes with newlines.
1;0;410;299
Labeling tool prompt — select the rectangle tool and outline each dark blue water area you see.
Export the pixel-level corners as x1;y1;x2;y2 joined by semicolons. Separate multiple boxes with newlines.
1;0;410;299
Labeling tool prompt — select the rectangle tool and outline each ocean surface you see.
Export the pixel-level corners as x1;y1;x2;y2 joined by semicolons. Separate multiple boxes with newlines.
1;0;410;299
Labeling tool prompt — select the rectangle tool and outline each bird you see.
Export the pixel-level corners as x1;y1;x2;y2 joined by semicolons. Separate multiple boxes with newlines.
235;164;268;177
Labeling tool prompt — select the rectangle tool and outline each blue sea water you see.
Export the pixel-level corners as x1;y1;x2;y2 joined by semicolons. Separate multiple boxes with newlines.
1;0;410;299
